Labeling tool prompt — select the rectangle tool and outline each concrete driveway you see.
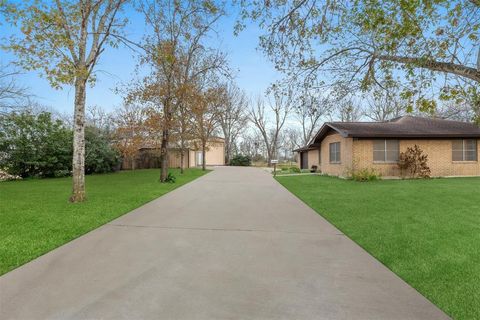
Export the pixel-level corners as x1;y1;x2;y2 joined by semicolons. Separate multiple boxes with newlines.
0;167;448;319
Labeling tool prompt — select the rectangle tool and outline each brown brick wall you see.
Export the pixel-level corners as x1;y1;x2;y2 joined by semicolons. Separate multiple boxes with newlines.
316;132;353;177
307;148;320;169
352;139;480;177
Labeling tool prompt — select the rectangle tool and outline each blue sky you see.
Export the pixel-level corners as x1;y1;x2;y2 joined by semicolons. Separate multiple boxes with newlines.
0;3;280;114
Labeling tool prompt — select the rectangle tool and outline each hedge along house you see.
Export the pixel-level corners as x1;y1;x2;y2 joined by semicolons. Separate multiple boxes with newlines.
121;137;225;170
294;116;480;178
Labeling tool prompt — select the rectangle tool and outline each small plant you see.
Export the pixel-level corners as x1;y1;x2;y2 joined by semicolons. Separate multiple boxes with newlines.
310;165;318;173
398;145;431;178
290;166;301;173
165;172;176;183
350;167;381;182
229;155;251;166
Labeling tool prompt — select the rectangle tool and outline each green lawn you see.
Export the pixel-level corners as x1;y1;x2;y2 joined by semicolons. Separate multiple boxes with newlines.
276;175;480;320
0;169;208;275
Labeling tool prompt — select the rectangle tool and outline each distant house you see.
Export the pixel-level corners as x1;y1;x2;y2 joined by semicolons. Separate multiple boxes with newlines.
122;137;225;170
294;116;480;177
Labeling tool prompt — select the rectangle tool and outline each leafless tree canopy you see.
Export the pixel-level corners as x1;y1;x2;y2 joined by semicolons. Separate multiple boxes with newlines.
0;65;31;114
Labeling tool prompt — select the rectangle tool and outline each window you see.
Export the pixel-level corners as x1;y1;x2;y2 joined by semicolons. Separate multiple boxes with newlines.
329;142;341;163
452;139;477;161
373;140;399;162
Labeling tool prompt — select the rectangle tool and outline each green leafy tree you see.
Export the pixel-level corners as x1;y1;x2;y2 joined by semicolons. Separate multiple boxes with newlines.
0;111;73;178
85;126;120;174
240;0;480;120
2;0;127;201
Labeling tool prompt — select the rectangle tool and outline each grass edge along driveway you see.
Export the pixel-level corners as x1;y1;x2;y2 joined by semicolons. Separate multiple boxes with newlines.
0;168;209;276
276;175;480;320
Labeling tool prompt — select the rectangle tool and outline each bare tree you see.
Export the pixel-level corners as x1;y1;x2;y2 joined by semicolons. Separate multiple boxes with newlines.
218;83;248;164
294;91;330;145
237;130;266;162
363;89;406;122
249;91;291;166
336;99;363;122
0;64;31;114
4;0;128;202
284;127;302;152
86;105;114;133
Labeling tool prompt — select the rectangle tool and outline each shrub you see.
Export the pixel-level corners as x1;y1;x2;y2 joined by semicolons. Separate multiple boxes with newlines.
290;166;301;173
0;111;73;178
85;126;120;174
349;167;381;182
165;172;176;183
398;145;431;178
0;111;120;178
230;154;251;166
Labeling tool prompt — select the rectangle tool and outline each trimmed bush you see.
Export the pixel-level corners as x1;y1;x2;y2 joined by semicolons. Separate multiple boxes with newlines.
290;166;301;173
230;154;251;166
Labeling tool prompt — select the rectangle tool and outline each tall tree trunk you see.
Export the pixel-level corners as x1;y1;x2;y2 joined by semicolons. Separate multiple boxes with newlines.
70;77;87;202
202;141;206;171
160;128;169;182
180;138;185;174
224;140;230;165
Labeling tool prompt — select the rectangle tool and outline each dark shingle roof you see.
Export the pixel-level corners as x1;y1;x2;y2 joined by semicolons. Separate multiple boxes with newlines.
300;116;480;150
326;116;480;138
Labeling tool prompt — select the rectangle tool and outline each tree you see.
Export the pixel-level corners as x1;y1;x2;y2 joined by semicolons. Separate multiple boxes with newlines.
122;0;226;181
0;64;31;114
249;90;291;166
191;86;223;171
293;90;330;145
0;111;73;178
218;83;248;164
283;127;302;157
85;126;120;174
3;0;127;202
364;88;406;122
237;130;266;161
113;103;147;170
240;0;480;116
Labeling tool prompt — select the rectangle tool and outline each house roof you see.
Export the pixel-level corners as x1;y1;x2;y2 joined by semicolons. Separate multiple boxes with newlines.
294;116;480;152
293;145;316;152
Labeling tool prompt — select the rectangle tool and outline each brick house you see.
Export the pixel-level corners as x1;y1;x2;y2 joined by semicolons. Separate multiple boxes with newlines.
294;116;480;177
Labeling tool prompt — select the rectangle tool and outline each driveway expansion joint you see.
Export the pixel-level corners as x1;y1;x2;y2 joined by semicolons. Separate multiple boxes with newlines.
106;223;329;236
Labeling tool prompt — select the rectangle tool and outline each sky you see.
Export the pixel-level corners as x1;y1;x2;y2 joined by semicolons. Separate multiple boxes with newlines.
0;3;281;114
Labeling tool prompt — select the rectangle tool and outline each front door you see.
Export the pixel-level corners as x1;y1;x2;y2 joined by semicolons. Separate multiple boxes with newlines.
301;152;308;169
